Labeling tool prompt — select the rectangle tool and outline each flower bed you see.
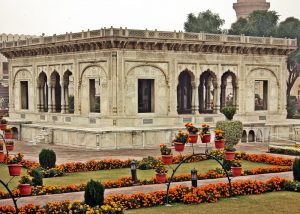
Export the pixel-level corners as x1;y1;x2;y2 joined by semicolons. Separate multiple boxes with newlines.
0;163;292;200
0;178;287;213
105;177;286;209
269;144;300;156
0;201;123;214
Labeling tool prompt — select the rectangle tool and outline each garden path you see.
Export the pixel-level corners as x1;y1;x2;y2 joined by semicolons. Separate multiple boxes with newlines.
0;171;292;207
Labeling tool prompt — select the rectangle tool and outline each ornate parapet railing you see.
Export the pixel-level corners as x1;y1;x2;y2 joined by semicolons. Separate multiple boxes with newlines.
0;27;297;49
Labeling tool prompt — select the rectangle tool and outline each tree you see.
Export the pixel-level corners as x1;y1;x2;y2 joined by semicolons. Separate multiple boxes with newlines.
277;17;300;42
184;10;225;34
229;11;279;37
277;17;300;117
228;18;249;35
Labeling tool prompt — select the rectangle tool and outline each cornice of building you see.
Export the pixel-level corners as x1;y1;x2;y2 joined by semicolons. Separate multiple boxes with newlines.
0;27;297;59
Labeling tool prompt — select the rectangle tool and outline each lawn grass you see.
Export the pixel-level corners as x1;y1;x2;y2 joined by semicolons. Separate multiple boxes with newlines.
0;160;274;191
126;191;300;214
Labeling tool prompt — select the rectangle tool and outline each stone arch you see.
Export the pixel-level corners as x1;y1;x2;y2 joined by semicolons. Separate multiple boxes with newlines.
62;70;74;113
199;69;217;113
127;64;168;83
241;130;247;142
13;69;33;111
177;69;194;114
248;130;255;142
80;65;108;115
37;71;48;112
11;127;18;139
245;68;280;113
220;71;238;109
126;65;168;115
256;129;263;142
49;71;61;112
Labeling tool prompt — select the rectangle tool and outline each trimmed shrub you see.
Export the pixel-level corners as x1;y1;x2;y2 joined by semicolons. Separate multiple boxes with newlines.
216;121;243;147
220;106;236;120
293;158;300;181
39;149;56;169
31;169;43;186
84;180;105;207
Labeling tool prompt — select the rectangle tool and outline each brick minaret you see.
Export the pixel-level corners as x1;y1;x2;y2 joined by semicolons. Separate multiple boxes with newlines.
233;0;270;20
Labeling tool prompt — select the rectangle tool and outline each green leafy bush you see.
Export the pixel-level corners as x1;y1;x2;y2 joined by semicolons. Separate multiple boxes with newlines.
220;106;236;120
138;156;161;170
31;169;43;186
84;180;105;207
39;149;56;169
216;120;243;147
284;180;300;192
293;158;300;182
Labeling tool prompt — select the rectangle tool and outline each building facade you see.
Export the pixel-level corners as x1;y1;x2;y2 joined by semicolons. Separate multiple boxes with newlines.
0;28;297;148
233;0;270;20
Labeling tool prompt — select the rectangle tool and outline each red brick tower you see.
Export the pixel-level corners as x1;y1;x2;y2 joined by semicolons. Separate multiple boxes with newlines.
233;0;270;20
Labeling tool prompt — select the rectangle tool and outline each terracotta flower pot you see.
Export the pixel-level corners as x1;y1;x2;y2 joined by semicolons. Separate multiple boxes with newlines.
8;164;22;176
231;167;242;177
19;184;32;196
214;140;225;149
201;134;211;143
0;124;7;131
225;151;235;160
0;151;4;162
174;142;185;152
188;134;198;144
161;155;173;165
5;132;13;139
5;144;14;151
156;173;167;183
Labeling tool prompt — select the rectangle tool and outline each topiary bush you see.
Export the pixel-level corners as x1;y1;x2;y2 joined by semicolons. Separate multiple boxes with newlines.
39;149;56;169
293;158;300;182
216;120;243;147
220;106;236;120
31;169;43;186
84;179;105;207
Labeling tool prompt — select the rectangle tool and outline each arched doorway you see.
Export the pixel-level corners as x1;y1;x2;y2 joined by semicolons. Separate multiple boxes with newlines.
220;71;237;109
177;70;193;114
50;71;61;113
241;130;247;142
248;130;255;142
63;70;74;113
38;72;48;112
199;70;217;113
11;127;18;139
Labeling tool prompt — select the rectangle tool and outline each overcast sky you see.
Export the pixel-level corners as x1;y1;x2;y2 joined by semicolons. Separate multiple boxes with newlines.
1;0;299;36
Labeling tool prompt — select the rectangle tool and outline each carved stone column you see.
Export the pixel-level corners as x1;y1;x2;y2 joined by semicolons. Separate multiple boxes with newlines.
60;80;65;113
47;82;52;113
214;85;221;114
192;81;199;114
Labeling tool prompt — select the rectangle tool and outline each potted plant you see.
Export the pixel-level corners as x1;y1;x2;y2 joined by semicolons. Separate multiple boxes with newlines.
0;141;4;162
231;160;242;177
155;165;168;183
185;123;199;143
173;130;189;152
200;124;211;143
224;145;236;161
5;140;14;151
0;118;7;131
7;153;23;176
4;127;12;139
214;129;225;149
160;144;173;165
18;174;32;196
